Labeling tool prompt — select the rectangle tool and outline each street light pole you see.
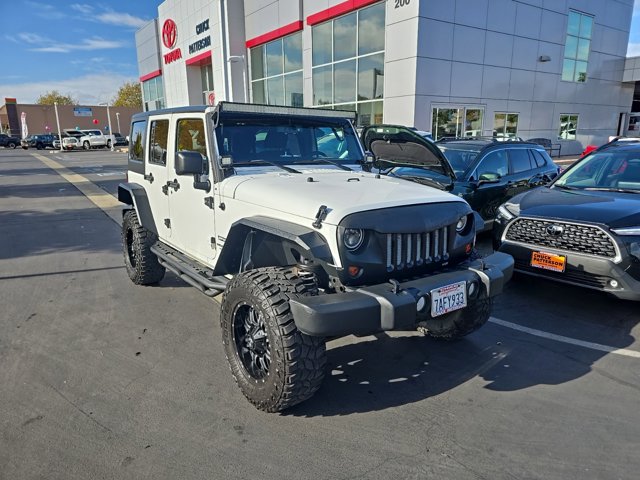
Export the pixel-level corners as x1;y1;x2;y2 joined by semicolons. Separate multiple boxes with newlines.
100;102;114;151
227;55;248;102
54;101;63;152
116;112;121;134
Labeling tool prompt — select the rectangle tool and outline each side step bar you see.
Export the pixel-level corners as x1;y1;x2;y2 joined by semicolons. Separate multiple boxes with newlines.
151;242;229;297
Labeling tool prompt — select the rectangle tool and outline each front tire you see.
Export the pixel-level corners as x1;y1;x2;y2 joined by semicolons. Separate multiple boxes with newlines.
122;210;165;285
220;267;326;412
106;140;112;149
419;290;492;340
83;141;90;150
8;141;16;149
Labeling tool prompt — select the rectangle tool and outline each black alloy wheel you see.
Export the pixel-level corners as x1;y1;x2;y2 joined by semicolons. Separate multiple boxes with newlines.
232;302;271;380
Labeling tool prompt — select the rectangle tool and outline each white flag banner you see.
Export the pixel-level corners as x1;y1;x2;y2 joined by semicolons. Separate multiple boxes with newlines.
21;112;28;139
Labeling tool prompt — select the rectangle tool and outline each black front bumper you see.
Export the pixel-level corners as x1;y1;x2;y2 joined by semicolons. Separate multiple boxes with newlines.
498;242;640;301
290;252;514;336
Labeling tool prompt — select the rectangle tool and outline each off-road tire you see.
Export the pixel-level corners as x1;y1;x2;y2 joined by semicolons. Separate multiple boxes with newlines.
220;267;326;412
122;210;165;285
419;290;492;340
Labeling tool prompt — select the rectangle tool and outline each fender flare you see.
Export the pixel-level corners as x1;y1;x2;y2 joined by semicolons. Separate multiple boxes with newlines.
117;182;158;235
215;216;335;275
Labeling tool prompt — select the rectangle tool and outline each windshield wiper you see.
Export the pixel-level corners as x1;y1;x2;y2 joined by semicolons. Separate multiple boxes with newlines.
554;184;580;190
583;187;640;194
294;158;354;171
394;174;451;191
233;160;301;174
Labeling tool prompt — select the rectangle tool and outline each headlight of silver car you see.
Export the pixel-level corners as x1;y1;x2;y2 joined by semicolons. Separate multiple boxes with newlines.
343;228;365;251
611;227;640;235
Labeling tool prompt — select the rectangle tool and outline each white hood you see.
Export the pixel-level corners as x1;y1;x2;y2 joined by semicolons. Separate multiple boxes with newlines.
220;166;465;225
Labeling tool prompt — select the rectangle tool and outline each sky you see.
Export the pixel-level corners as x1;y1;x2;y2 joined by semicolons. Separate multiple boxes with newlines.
0;1;161;105
2;0;640;106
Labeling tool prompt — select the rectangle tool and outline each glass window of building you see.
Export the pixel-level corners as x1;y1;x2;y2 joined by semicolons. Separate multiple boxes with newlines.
250;32;303;107
432;107;484;140
311;2;385;125
200;63;214;104
142;76;165;111
493;113;519;139
559;114;579;140
562;11;593;83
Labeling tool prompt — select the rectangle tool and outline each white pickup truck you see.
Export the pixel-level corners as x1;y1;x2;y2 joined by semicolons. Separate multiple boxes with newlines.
78;129;108;150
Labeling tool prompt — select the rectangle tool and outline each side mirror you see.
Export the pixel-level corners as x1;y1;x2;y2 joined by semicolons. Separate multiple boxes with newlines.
175;150;205;175
478;172;501;185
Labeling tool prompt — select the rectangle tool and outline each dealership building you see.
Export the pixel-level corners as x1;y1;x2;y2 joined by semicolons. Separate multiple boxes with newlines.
135;0;636;155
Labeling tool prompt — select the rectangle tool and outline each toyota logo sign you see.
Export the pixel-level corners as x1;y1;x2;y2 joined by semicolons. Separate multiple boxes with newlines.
162;19;177;49
546;224;564;236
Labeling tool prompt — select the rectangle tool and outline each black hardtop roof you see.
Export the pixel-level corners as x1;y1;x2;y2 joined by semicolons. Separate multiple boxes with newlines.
438;138;542;150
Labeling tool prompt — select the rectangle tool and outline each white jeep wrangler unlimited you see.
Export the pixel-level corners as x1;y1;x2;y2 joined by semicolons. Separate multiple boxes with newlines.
118;102;513;412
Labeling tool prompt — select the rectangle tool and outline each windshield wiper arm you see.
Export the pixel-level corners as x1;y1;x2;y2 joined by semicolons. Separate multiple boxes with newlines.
234;160;301;174
394;174;450;191
294;158;354;171
554;184;579;190
583;187;639;194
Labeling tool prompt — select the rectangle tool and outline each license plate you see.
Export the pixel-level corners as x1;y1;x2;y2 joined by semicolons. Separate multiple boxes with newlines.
431;281;467;317
531;251;566;272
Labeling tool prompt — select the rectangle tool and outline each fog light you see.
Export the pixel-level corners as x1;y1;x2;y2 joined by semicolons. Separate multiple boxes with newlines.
465;243;472;254
416;296;427;312
348;265;361;277
609;279;619;288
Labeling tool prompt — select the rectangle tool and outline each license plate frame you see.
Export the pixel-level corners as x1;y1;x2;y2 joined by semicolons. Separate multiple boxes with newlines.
430;281;467;318
530;251;566;273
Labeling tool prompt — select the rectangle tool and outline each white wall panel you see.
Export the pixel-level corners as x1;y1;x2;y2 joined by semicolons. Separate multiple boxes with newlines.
452;25;486;64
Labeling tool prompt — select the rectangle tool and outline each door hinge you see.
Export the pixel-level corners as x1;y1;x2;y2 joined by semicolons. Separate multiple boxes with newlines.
312;205;328;229
204;196;214;209
164;218;171;228
144;172;154;183
162;184;169;195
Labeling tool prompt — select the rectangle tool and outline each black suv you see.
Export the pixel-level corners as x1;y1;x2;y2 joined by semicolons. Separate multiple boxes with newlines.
0;133;20;149
21;134;55;150
361;127;560;231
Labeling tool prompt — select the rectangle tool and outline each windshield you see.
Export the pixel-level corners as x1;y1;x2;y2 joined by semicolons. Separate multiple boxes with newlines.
554;150;640;192
214;117;363;166
438;146;480;176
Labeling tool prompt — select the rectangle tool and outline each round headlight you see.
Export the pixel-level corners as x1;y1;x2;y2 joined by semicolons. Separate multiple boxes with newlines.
456;215;468;233
343;228;365;251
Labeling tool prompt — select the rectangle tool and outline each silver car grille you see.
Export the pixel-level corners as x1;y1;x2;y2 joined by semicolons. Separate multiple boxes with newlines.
385;226;450;272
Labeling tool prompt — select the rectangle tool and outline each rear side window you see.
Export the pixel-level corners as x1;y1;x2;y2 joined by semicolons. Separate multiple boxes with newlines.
531;149;550;167
149;119;169;165
509;148;533;173
128;120;147;174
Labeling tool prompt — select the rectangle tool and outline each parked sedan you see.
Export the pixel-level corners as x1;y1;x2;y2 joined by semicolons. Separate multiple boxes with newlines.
493;141;640;300
360;126;560;231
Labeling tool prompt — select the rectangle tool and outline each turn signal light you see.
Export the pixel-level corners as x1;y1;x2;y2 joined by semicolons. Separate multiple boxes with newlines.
348;266;361;277
465;243;472;254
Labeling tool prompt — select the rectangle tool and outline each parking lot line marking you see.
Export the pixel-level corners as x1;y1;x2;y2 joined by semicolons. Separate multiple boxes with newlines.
30;152;122;225
489;317;640;359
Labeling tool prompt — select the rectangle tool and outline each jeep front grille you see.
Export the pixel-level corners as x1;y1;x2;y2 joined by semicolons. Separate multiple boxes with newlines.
504;218;617;258
385;227;450;272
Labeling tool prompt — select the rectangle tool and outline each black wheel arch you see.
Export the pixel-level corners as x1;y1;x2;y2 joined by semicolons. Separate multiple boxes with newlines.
117;182;158;235
214;216;336;278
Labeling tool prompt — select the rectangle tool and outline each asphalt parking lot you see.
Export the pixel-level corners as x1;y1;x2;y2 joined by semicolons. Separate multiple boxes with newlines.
1;148;639;480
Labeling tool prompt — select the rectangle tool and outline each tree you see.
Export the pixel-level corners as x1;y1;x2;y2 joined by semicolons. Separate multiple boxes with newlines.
112;81;142;108
36;90;76;105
